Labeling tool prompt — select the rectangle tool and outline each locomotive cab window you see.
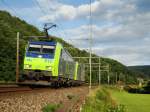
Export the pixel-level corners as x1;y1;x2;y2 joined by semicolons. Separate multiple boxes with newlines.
28;44;41;53
42;45;55;54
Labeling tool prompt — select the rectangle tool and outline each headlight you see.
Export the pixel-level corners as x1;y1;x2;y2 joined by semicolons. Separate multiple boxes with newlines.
46;66;52;70
24;64;32;69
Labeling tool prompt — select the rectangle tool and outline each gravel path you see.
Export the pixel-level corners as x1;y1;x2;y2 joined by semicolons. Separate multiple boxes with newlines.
0;86;88;112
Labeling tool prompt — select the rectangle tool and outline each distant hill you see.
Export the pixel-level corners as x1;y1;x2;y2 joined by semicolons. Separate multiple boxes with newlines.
0;10;139;84
128;65;150;78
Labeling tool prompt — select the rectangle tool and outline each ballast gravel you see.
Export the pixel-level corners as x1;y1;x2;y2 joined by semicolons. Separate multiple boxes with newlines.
0;86;88;112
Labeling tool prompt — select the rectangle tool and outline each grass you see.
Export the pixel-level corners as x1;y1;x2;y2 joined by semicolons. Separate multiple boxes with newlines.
110;88;150;112
81;87;126;112
42;103;62;112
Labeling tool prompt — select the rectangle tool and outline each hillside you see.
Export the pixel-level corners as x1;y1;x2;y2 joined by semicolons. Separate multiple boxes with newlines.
0;10;139;84
128;65;150;78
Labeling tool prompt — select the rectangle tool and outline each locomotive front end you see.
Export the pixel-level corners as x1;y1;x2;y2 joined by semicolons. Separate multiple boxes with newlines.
23;41;56;80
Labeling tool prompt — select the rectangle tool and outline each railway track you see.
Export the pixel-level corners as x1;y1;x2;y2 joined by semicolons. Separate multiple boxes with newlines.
0;84;89;94
0;86;32;93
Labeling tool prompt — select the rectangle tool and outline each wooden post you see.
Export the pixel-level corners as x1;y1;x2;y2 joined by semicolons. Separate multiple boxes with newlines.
16;32;19;83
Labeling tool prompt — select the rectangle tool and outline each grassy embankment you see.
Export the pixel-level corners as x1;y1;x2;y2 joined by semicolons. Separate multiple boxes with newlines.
81;87;125;112
110;88;150;112
42;86;150;112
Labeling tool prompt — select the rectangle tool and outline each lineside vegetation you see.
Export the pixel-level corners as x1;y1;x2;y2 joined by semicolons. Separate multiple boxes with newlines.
111;86;150;112
42;104;62;112
81;87;126;112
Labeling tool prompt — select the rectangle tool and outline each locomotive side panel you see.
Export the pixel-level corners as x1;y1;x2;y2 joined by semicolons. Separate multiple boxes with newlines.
58;48;75;80
80;64;85;81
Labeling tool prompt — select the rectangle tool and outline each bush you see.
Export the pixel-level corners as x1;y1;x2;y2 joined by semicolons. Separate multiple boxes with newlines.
126;82;150;94
143;82;150;94
82;88;126;112
42;104;61;112
123;85;132;92
107;104;126;112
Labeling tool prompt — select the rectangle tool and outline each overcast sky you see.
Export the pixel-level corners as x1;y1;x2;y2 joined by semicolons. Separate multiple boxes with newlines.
0;0;150;66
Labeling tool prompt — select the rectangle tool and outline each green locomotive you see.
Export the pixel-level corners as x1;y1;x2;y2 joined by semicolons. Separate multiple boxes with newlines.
20;40;85;86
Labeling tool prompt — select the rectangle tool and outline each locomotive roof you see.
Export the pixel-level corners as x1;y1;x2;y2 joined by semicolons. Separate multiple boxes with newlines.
29;41;56;46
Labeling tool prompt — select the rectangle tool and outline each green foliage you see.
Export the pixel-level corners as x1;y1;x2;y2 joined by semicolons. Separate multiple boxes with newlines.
141;81;150;93
82;88;126;112
0;11;42;81
42;104;61;112
128;65;150;78
124;81;150;94
0;10;138;84
108;104;126;112
111;88;150;112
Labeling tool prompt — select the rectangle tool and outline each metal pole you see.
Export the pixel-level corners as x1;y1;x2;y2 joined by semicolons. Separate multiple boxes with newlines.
99;57;101;85
89;0;92;89
16;32;19;83
116;72;118;84
119;73;120;82
107;65;110;85
107;73;110;85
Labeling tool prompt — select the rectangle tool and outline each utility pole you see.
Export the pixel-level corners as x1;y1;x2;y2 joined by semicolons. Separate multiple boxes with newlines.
99;57;101;85
119;73;120;82
16;32;19;83
89;0;92;89
107;65;110;85
116;72;118;84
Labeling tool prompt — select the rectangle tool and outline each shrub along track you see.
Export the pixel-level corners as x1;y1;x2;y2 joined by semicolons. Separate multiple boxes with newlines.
0;85;89;112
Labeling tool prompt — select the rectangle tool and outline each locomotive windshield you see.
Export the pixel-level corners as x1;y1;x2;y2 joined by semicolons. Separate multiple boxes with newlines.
42;45;55;54
28;44;55;54
28;44;41;53
26;41;56;59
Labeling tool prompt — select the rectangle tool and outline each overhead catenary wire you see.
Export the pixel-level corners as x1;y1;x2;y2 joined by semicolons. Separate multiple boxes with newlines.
31;0;46;17
32;0;75;46
34;0;48;15
34;0;69;43
1;0;21;18
46;0;89;47
37;0;90;51
47;0;56;12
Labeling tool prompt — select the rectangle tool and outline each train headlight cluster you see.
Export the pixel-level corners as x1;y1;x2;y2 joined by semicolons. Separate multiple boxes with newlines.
24;64;32;69
46;66;52;70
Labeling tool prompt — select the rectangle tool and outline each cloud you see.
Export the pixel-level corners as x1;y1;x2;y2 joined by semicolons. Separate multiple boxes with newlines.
38;0;137;22
92;45;150;66
38;0;103;22
63;7;150;65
